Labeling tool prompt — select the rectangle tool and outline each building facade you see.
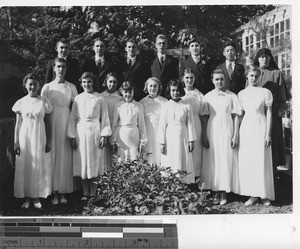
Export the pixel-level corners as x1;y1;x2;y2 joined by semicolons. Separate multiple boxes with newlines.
234;5;291;78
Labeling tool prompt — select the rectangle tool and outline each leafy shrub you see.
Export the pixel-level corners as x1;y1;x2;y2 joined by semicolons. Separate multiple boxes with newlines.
83;156;213;215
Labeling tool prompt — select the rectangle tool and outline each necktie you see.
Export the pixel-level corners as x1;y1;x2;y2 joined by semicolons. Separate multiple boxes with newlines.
160;56;164;68
227;62;233;79
96;59;102;71
128;59;132;67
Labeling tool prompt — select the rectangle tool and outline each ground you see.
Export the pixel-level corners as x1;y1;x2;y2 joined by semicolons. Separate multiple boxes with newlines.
1;170;292;216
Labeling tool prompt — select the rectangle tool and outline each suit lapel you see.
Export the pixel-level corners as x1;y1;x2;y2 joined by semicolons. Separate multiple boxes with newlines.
189;57;204;79
220;63;230;80
126;57;141;78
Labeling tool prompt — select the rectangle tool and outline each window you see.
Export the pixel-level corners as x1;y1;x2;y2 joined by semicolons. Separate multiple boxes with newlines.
245;34;254;52
269;18;290;48
280;52;291;77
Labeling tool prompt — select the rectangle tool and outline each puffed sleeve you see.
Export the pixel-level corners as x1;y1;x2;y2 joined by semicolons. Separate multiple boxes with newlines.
157;103;168;145
99;97;112;137
12;99;22;114
230;92;242;116
237;91;244;111
264;88;273;107
67;97;79;138
111;102;120;144
186;104;197;142
41;84;48;99
43;97;53;114
137;102;147;146
70;83;78;101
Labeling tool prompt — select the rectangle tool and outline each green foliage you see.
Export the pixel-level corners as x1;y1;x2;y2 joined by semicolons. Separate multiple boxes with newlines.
83;156;212;215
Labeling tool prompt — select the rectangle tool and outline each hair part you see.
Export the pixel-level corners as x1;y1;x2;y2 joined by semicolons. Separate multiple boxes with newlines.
53;57;67;67
22;72;40;93
211;69;225;80
56;38;70;48
143;77;162;94
119;81;135;92
103;72;119;87
156;34;167;43
245;65;261;77
165;79;185;99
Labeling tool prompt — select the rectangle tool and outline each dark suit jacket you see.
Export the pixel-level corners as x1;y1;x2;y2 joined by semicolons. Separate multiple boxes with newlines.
216;62;246;94
180;56;214;95
151;54;179;97
45;55;81;91
116;56;151;101
81;56;116;93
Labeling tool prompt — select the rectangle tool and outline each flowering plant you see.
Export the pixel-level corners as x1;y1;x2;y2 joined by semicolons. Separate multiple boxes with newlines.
84;155;212;215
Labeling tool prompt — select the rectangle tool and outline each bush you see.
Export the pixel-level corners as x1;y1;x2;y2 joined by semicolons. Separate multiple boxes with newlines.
83;155;213;215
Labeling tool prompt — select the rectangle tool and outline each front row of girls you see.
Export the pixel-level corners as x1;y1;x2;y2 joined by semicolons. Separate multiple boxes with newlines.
13;59;274;209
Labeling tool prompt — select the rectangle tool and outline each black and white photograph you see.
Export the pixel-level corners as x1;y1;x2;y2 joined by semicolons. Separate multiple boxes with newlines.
0;1;298;248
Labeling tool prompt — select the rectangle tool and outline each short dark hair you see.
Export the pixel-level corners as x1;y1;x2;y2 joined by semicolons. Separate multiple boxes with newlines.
56;38;70;48
223;41;236;51
165;79;185;99
120;81;135;91
93;37;106;46
156;34;167;43
126;39;137;46
188;38;202;47
22;72;40;93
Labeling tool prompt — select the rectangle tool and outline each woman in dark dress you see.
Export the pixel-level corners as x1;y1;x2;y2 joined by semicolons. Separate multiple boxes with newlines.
253;48;291;199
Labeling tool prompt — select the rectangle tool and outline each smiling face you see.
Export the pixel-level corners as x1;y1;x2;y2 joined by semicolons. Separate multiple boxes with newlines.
170;85;181;100
246;70;260;86
258;55;271;68
189;42;201;56
147;80;159;98
182;72;195;90
93;40;105;57
56;42;70;58
125;42;137;58
223;45;236;61
212;73;225;91
122;89;134;103
25;79;39;96
106;76;118;93
81;77;94;93
53;61;66;78
155;38;167;54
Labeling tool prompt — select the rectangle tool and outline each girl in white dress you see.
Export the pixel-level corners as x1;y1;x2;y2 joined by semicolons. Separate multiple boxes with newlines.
41;58;78;205
238;66;274;206
157;79;196;184
181;69;205;179
111;81;147;162
139;77;167;165
68;72;112;201
201;69;241;205
100;73;123;169
13;73;52;209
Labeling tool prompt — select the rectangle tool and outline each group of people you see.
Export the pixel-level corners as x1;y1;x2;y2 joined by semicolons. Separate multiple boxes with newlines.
12;34;291;210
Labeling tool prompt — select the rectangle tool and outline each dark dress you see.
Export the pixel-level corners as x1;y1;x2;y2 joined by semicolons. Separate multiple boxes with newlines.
258;66;291;198
45;55;81;92
180;56;214;95
81;56;116;93
216;62;246;94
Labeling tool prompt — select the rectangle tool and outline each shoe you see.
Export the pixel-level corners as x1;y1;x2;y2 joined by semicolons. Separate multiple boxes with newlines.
51;195;59;205
219;192;227;206
212;193;220;205
33;201;42;209
244;197;259;206
80;195;88;201
60;195;67;204
263;199;271;206
21;201;30;209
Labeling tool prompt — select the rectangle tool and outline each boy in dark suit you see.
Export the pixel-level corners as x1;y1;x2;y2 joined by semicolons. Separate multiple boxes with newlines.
151;34;179;97
45;38;81;91
216;41;246;94
117;39;150;101
179;38;214;95
81;38;116;93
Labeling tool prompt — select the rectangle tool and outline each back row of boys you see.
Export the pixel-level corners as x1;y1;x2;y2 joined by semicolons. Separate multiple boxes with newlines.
45;34;246;100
